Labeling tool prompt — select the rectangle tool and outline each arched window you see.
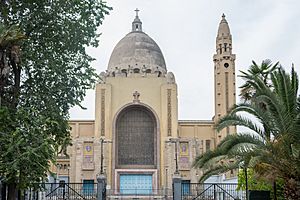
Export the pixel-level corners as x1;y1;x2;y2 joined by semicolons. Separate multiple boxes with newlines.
116;105;156;168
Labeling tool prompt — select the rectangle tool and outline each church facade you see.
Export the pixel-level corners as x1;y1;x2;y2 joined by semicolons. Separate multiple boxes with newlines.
53;11;236;195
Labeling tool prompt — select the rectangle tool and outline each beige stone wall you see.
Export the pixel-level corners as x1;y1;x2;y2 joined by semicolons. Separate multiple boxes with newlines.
177;120;215;183
94;74;179;189
53;69;236;186
52;62;236;189
68;121;97;182
50;16;238;190
53;118;220;186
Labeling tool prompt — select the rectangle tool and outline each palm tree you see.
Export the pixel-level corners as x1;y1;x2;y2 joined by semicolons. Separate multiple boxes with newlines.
193;61;300;200
239;59;279;102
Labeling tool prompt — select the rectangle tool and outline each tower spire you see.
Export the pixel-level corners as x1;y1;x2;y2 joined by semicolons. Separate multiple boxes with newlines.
216;13;232;55
213;14;236;141
217;13;230;37
132;8;142;32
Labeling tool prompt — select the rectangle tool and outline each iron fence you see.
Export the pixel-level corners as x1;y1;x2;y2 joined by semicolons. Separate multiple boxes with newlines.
182;183;246;200
23;185;172;200
106;188;173;199
1;181;247;200
24;183;97;200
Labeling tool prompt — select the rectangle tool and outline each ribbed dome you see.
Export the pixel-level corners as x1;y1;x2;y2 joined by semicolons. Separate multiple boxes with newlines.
107;31;166;72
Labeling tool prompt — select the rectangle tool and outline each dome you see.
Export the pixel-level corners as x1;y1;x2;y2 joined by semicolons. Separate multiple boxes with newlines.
108;32;166;72
107;12;166;74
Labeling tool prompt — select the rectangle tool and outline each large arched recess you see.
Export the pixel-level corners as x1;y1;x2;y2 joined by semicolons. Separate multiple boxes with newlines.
114;104;159;169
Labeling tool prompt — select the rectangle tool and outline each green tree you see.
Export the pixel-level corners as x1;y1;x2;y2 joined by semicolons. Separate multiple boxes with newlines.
0;1;111;199
237;168;285;199
193;61;300;200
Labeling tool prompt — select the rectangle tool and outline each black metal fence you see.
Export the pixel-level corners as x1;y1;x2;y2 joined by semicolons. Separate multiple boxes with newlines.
24;183;97;200
1;184;172;200
1;182;247;200
181;183;246;200
106;188;173;199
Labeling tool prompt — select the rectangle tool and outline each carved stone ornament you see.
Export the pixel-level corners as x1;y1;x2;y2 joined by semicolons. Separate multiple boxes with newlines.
133;91;140;103
99;72;107;83
167;72;175;84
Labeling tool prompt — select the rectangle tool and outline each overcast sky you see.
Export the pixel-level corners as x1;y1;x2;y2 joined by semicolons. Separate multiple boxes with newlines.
70;0;300;120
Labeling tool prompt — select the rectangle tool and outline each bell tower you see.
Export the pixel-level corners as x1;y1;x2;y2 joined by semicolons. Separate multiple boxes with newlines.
213;14;236;141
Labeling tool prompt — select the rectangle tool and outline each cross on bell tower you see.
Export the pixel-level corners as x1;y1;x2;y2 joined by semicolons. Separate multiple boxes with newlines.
132;8;142;32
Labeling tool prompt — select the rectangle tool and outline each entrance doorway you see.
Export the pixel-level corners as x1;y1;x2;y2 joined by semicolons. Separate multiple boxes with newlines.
119;174;152;195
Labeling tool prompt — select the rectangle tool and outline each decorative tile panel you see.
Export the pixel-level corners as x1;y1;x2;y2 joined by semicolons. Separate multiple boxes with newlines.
167;89;172;136
101;89;105;136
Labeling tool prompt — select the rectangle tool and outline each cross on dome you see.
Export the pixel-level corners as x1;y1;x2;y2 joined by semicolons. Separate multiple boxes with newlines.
135;8;140;17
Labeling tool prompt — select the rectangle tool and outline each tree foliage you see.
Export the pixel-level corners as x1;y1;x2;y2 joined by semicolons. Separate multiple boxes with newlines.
239;59;279;102
193;60;300;200
237;168;285;200
0;0;111;197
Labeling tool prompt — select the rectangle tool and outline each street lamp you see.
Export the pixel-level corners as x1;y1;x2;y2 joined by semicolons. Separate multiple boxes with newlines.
100;138;112;175
166;138;180;175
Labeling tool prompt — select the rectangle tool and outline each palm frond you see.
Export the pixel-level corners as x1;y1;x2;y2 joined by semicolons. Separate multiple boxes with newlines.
199;159;241;182
217;114;264;136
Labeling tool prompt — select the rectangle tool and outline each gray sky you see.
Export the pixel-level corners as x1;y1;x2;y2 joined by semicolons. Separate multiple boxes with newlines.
70;0;300;120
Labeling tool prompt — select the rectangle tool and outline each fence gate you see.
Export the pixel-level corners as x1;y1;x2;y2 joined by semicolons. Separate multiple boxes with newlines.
181;183;246;200
25;182;97;200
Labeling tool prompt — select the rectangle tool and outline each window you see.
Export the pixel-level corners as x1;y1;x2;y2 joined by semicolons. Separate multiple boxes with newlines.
116;106;156;167
120;174;152;195
83;180;95;195
182;180;191;195
121;69;127;76
133;68;140;73
205;140;211;152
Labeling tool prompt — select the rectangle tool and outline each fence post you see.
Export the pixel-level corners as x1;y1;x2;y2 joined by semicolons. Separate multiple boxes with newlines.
1;181;6;200
97;174;106;200
0;181;2;200
214;184;217;200
172;174;182;200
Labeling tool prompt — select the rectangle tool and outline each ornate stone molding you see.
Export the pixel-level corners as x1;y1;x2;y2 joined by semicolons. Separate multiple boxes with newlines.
167;72;175;84
133;91;140;103
104;65;167;78
101;89;105;136
167;89;172;136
